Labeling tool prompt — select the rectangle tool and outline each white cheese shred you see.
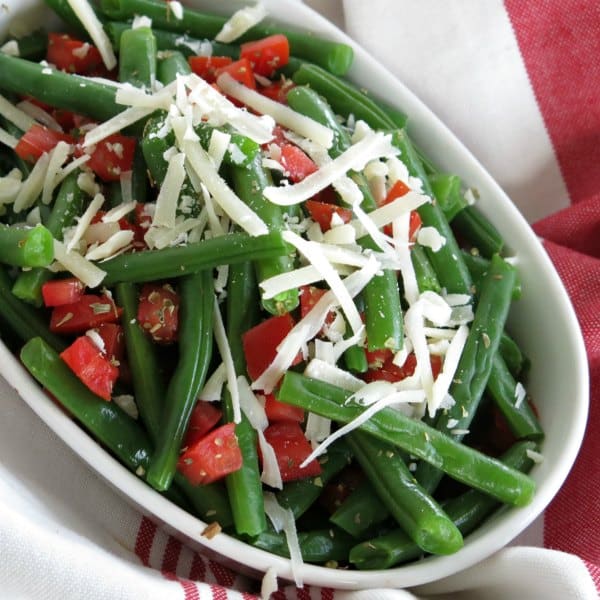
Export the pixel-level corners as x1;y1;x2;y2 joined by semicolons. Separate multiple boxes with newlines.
67;193;105;252
83;107;154;148
53;240;106;288
199;363;227;402
0;127;19;149
13;152;51;213
0;93;35;132
152;152;186;228
66;0;117;70
214;3;267;43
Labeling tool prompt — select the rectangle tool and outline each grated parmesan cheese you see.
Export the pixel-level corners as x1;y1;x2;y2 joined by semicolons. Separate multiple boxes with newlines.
0;92;35;132
53;240;106;288
214;3;267;43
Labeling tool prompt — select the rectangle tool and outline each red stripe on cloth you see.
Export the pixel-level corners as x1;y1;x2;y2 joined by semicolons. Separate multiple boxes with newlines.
583;560;600;594
180;580;201;600
209;559;235;587
505;1;600;205
189;552;208;581
297;585;312;600
134;516;157;567
320;588;335;600
161;536;183;578
537;240;600;574
210;583;229;600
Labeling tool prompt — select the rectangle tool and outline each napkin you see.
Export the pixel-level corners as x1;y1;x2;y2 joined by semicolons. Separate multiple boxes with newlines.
1;1;599;598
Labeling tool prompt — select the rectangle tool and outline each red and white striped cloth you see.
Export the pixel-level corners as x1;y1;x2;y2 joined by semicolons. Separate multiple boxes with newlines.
0;1;598;598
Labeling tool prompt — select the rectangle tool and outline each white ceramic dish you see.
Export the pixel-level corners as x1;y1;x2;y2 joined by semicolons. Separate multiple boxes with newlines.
0;0;589;590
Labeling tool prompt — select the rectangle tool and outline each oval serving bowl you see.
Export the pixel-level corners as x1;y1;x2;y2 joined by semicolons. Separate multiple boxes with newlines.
0;0;589;589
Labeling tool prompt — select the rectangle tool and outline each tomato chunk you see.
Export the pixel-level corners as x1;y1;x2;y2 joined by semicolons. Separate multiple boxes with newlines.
242;313;301;382
305;199;353;232
188;55;233;82
95;322;125;364
259;79;295;103
381;180;422;240
42;277;84;307
50;294;122;335
363;352;443;383
280;144;318;183
14;124;75;163
262;421;321;482
240;34;290;77
47;33;104;75
215;57;256;89
83;133;136;182
263;393;305;423
60;335;119;400
137;283;179;344
183;401;223;448
177;423;242;485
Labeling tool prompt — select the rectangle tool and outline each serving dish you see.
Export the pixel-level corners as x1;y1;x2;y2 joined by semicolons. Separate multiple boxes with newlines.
0;0;589;589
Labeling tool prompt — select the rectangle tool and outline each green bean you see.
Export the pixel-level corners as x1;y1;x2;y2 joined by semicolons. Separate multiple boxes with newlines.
350;440;538;569
488;354;543;441
415;254;517;492
453;205;504;258
10;29;48;61
99;0;354;75
429;173;468;222
21;337;152;472
251;525;355;563
115;282;233;526
12;171;86;305
277;372;535;507
347;431;463;555
105;21;239;59
291;63;404;130
276;439;353;519
146;270;214;491
342;344;368;373
229;155;298;315
118;26;157;89
287;85;403;351
0;223;54;268
157;50;191;84
43;0;98;36
223;261;267;537
0;266;66;352
461;249;521;300
410;243;442;294
195;122;259;169
391;129;473;295
0;54;120;121
100;231;288;285
330;480;389;539
499;331;529;378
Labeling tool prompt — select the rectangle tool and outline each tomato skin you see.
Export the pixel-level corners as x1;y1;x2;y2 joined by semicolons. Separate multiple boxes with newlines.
262;421;322;482
381;180;422;240
364;348;393;370
137;284;179;344
242;313;301;382
263;393;305;423
50;294;122;335
216;57;256;89
41;277;84;307
183;401;223;448
177;423;242;485
60;335;119;400
47;33;104;75
363;352;443;383
81;133;136;182
240;34;290;77
280;144;318;183
299;285;326;319
259;79;295;103
14;124;75;163
95;322;125;364
305;199;353;232
188;55;233;83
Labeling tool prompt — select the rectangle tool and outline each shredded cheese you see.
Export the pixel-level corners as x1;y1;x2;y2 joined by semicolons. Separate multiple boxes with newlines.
0;92;35;132
67;193;105;252
13;152;51;213
214;3;267;43
199;363;227;402
83;106;155;148
85;229;134;260
53;240;106;287
41;141;71;205
151;152;186;229
0;127;19;149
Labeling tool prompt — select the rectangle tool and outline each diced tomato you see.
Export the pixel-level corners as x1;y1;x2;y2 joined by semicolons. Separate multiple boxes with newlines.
188;55;233;83
269;125;289;148
310;185;338;205
183;401;223;449
280;144;318;183
299;285;326;319
177;423;242;485
242;313;301;382
50;294;122;335
305;199;353;232
363;352;443;383
14;124;75;163
262;421;321;482
137;283;179;344
215;57;256;89
60;335;119;400
240;34;290;77
82;133;136;182
47;33;104;75
364;348;393;370
263;393;305;423
41;277;85;307
95;322;125;364
258;79;295;103
134;202;153;229
381;180;422;240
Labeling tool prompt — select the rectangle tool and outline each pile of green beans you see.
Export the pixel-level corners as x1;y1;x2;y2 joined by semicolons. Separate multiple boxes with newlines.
0;0;544;573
